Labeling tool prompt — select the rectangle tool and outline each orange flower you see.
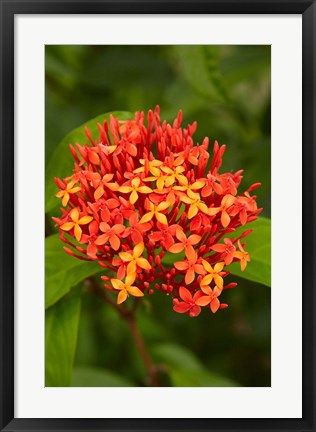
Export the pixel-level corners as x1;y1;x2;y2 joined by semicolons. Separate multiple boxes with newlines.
208;194;235;227
94;222;125;250
119;242;151;274
168;228;201;255
233;240;250;271
94;174;119;200
55;179;81;206
60;208;93;242
173;286;204;317
111;273;144;304
195;285;222;313
174;248;206;285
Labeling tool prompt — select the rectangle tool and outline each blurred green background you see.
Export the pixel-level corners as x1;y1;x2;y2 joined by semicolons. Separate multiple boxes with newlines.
45;45;271;387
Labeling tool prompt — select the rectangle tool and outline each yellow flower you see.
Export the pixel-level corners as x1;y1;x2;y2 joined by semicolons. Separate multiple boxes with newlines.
111;273;144;304
200;260;225;289
119;242;152;274
160;166;188;187
139;201;170;225
118;177;152;204
133;159;163;174
60;208;93;242
233;240;250;271
180;189;209;219
55;179;81;206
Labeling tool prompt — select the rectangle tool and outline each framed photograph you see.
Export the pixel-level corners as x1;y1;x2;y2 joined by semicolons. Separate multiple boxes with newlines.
1;1;314;431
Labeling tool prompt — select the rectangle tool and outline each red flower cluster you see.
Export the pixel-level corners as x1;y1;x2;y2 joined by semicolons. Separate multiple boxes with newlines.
53;106;261;317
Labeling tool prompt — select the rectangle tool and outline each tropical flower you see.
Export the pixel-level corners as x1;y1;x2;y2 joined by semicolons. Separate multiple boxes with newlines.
53;106;262;317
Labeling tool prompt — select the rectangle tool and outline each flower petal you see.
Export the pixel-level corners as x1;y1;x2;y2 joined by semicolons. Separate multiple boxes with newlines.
94;234;108;245
156;212;168;225
109;234;120;250
125;272;136;286
188;204;198;219
94;185;104;200
139;212;154;224
74;224;82;242
185;268;195;285
60;222;74;231
131;177;141;188
188;234;201;245
169;243;184;254
127;286;144;297
156;201;170;212
111;279;124;290
179;286;192;302
214;262;225;272
119;252;133;262
201;274;213;286
137;186;152;194
137;258;151;270
221;210;230;228
214;274;224;289
117;289;128;304
176;228;187;243
129;189;138;204
118;186;133;194
195;295;211;306
174;261;189;271
210;298;220;313
173;302;191;313
78;216;93;225
62;193;70;207
70;208;79;222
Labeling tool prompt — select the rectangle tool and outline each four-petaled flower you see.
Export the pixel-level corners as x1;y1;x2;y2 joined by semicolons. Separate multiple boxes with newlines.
195;285;222;313
94;174;119;200
148;222;178;250
55;179;81;206
111;273;144;304
173;286;204;317
208;194;235;227
139;200;170;225
94;222;125;250
122;212;152;244
233;240;250;271
169;228;201;256
118;177;152;204
180;189;209;219
200;260;225;289
119;242;152;274
174;248;206;285
60;208;93;242
211;238;236;265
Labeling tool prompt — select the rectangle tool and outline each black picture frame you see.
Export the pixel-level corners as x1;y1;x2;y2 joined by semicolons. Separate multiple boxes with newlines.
0;1;315;431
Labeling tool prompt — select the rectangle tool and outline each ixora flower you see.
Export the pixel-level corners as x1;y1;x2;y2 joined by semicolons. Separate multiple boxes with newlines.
52;106;262;317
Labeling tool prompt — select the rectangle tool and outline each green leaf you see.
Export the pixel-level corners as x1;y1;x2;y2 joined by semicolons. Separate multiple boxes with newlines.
152;343;238;387
45;287;82;386
172;46;227;103
45;111;133;213
228;216;271;287
169;368;237;387
45;234;101;309
71;366;134;387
